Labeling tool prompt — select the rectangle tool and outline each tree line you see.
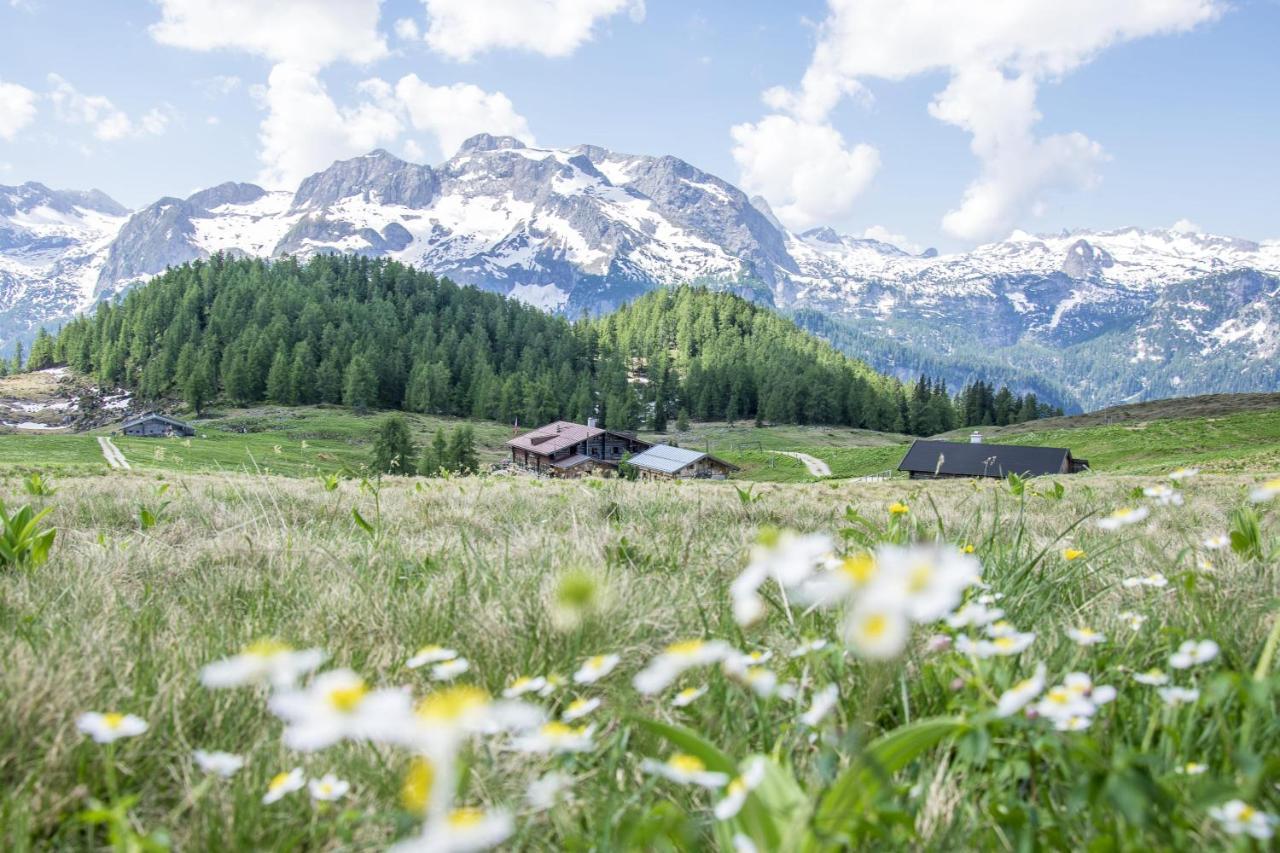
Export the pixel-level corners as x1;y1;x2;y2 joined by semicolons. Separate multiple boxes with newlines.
47;255;1058;436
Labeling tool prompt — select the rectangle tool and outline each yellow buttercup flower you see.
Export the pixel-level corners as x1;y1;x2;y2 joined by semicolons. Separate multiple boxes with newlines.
888;501;910;515
1062;548;1085;561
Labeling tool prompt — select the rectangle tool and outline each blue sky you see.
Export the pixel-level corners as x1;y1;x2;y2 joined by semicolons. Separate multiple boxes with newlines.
0;0;1276;252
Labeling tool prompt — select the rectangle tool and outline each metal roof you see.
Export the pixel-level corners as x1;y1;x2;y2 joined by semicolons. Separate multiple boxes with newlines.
898;440;1071;478
627;444;709;475
120;411;193;430
550;453;595;469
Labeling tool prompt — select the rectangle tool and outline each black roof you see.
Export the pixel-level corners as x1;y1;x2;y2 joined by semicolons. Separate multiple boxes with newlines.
898;440;1071;478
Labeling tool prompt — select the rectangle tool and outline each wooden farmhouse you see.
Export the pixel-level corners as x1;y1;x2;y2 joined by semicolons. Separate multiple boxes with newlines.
118;412;196;438
626;444;738;480
506;419;652;478
898;433;1088;480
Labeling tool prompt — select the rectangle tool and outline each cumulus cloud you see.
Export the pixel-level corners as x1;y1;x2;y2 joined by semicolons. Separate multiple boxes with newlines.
394;75;533;157
255;64;402;188
862;225;922;254
47;74;170;141
149;0;386;68
730;114;878;231
0;79;37;140
1171;218;1202;234
743;0;1221;239
394;17;421;41
420;0;645;61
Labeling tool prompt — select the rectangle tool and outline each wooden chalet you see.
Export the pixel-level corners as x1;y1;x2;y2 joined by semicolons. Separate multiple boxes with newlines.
118;411;196;438
898;435;1088;480
506;419;651;478
626;444;738;480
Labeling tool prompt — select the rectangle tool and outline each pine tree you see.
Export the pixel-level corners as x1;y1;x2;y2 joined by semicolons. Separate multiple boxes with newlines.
343;354;377;412
266;349;292;404
10;340;23;374
446;425;479;474
370;414;416;475
420;428;448;476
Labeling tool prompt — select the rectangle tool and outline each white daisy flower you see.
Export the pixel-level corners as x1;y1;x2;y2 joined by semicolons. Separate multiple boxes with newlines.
641;753;729;788
573;654;620;684
985;620;1017;638
996;663;1047;717
1170;639;1219;669
537;674;566;697
633;640;732;694
562;697;601;722
1249;478;1280;503
787;638;829;658
510;722;594;754
309;773;350;801
526;771;572;811
958;631;1037;659
732;531;835;624
502;676;547;698
728;649;773;669
800;684;840;727
1054;714;1093;732
874;543;983;623
1175;761;1207;776
843;593;910;660
407;645;458;669
200;640;325;689
1209;800;1277;840
1202;533;1229;550
1097;507;1149;530
389;807;514;852
714;758;767;820
268;669;412;751
1118;611;1147;631
193;750;244;777
1143;484;1183;506
1133;668;1170;686
671;686;707;707
403;686;544;754
792;552;879;609
1168;467;1199;481
432;658;471;681
76;712;147;744
263;768;305;804
1158;686;1200;706
1122;573;1169;589
733;835;759;853
1067;627;1106;647
946;601;1004;629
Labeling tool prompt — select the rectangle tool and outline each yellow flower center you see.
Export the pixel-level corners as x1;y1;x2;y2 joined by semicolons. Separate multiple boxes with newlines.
416;686;491;722
449;807;486;828
993;636;1016;649
1239;805;1256;820
1045;687;1070;705
401;758;435;815
1264;478;1280;490
840;553;876;585
102;713;124;729
861;613;888;640
509;676;534;690
268;771;294;792
962;544;975;553
666;640;704;657
588;655;606;669
245;639;291;657
727;777;747;795
669;753;706;774
417;645;452;659
542;721;575;738
676;688;700;701
907;562;934;593
327;681;368;713
568;699;591;714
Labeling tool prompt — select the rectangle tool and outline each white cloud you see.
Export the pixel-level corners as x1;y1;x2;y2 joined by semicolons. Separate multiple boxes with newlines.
730;114;879;231
0;79;37;140
748;0;1221;239
403;139;427;161
149;0;387;68
421;0;645;61
255;63;402;188
1171;218;1202;234
47;74;170;141
862;225;922;254
394;74;533;157
199;74;242;97
394;17;421;41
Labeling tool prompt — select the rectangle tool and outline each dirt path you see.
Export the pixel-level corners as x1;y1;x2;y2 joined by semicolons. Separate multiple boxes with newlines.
768;450;832;477
98;436;131;470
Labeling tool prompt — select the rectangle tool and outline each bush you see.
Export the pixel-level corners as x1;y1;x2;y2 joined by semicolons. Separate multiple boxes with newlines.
0;501;56;570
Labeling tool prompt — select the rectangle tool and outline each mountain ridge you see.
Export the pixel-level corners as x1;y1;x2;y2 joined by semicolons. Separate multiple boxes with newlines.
3;135;1279;411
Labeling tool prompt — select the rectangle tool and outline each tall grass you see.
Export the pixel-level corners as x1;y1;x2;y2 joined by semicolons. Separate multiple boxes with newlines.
0;470;1276;848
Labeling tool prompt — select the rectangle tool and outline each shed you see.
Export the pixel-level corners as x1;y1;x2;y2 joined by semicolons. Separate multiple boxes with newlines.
119;412;196;438
626;444;738;480
506;419;651;477
897;439;1087;479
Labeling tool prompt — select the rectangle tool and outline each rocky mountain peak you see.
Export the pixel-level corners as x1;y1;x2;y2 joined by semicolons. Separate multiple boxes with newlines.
456;133;529;156
1061;238;1116;279
292;150;437;211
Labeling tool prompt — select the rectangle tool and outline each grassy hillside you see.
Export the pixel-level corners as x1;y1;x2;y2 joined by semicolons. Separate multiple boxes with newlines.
1;471;1276;848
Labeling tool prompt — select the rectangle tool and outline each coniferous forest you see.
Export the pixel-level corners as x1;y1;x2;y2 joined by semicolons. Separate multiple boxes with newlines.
49;255;1059;435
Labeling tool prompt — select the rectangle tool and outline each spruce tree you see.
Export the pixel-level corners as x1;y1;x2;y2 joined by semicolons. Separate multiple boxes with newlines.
370;414;416;475
343;354;377;412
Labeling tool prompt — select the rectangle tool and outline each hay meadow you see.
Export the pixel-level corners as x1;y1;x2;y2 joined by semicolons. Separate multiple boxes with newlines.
1;468;1278;849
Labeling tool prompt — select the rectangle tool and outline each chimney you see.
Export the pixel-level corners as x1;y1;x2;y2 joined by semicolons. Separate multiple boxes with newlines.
970;431;983;444
586;417;597;428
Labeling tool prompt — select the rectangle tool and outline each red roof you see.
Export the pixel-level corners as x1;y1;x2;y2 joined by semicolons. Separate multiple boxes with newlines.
507;421;603;456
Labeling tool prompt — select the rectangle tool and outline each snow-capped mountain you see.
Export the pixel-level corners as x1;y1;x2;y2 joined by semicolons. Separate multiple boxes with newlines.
2;134;1278;410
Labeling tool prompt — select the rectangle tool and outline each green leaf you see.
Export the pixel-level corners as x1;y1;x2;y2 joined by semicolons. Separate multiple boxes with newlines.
351;506;375;535
815;716;967;836
632;717;735;773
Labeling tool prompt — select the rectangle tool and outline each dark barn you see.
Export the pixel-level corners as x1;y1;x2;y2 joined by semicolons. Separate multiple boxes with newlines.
119;412;196;438
898;438;1088;479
